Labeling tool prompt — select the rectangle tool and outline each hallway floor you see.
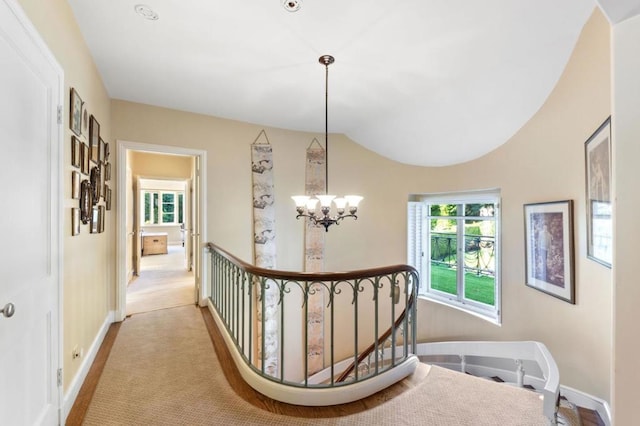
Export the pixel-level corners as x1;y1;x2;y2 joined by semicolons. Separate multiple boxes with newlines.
126;245;195;315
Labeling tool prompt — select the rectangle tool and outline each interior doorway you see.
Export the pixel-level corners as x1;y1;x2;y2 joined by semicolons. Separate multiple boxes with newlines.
127;176;193;315
116;141;207;322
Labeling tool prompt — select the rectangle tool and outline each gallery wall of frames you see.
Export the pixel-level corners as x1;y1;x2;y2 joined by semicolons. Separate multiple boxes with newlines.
69;87;112;236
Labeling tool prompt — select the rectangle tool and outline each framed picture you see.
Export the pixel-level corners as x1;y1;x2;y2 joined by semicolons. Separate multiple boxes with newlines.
89;115;100;163
69;88;83;136
71;208;80;236
524;200;575;304
80;179;92;224
105;186;112;210
71;136;81;168
82;109;88;134
71;171;80;199
99;138;106;164
90;165;101;203
99;162;106;199
81;142;90;174
90;206;99;234
585;117;612;267
99;205;105;233
104;162;111;181
104;142;110;162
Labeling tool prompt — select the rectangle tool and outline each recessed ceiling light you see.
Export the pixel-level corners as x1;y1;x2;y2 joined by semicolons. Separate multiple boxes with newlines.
134;4;159;21
282;0;302;12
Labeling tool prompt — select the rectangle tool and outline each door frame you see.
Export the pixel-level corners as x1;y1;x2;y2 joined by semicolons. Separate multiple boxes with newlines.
116;140;207;321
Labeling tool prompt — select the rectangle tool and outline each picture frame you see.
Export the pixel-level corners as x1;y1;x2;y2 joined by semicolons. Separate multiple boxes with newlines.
104;162;111;181
71;171;80;199
585;117;612;268
104;142;110;162
80;179;92;224
99;162;106;199
72;208;80;236
99;138;106;164
89;115;100;164
105;186;112;211
81;142;90;175
524;200;575;304
90;165;101;203
90;206;99;234
71;136;81;168
82;109;88;134
69;88;83;136
99;205;105;233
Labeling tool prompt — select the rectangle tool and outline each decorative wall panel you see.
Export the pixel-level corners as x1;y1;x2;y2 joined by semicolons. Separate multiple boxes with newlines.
305;140;326;375
251;135;278;376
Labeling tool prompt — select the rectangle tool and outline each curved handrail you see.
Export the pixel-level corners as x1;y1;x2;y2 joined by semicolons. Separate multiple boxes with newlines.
205;242;419;405
335;286;417;383
206;242;418;281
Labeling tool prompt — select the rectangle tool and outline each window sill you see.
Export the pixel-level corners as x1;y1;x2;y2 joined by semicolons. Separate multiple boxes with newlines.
418;294;501;326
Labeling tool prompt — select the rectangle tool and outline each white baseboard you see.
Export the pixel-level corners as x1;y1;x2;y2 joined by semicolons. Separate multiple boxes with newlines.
62;310;115;422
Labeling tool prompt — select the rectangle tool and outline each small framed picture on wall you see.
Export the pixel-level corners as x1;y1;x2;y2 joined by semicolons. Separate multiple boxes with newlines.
71;171;80;199
89;115;100;163
585;117;612;268
69;88;83;136
524;200;575;304
72;208;80;236
71;136;81;168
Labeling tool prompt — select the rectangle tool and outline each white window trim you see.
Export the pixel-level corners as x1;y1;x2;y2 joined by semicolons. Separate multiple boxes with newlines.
141;190;184;225
408;190;502;325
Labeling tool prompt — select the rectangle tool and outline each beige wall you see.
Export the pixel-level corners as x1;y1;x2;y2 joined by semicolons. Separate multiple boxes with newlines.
130;151;193;180
17;0;114;391
414;10;612;401
18;0;618;410
612;13;640;425
111;10;612;400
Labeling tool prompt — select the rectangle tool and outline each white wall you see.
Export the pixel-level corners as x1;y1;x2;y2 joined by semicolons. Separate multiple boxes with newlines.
611;12;640;425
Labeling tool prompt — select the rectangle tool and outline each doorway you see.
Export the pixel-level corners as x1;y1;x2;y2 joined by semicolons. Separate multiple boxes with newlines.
116;141;207;322
127;177;193;315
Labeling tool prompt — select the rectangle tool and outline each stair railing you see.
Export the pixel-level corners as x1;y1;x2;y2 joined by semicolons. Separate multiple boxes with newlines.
336;288;416;382
206;242;419;405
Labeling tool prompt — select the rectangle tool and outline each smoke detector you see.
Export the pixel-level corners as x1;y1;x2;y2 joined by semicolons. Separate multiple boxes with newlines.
282;0;302;12
134;4;159;21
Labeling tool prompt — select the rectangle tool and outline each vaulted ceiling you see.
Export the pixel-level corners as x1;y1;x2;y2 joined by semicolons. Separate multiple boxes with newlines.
68;0;597;166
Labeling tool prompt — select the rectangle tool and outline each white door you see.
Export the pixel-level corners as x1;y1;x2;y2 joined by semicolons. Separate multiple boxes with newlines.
0;1;62;424
192;157;201;303
133;176;141;276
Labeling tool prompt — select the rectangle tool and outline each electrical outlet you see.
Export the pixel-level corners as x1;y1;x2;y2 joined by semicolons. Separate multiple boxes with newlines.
72;346;80;360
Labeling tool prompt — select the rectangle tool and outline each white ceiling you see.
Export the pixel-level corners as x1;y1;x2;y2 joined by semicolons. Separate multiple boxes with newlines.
67;0;597;166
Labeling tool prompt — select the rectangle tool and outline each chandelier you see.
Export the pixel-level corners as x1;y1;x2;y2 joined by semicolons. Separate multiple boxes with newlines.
292;55;363;232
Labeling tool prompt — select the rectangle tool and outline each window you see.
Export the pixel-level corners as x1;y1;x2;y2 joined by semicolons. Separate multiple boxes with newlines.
142;190;184;225
408;191;501;323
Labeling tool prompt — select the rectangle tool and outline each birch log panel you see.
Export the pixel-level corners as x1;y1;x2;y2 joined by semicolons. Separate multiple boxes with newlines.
251;137;279;377
305;140;326;376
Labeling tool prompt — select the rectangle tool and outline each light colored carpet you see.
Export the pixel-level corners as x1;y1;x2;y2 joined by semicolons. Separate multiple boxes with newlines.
127;246;194;316
82;305;552;426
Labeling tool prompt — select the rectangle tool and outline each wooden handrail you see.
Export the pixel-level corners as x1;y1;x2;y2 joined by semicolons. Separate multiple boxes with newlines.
207;242;417;281
335;285;417;383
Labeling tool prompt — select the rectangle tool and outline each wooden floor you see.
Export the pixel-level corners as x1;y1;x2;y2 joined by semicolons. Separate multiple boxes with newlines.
66;306;605;425
66;322;121;426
